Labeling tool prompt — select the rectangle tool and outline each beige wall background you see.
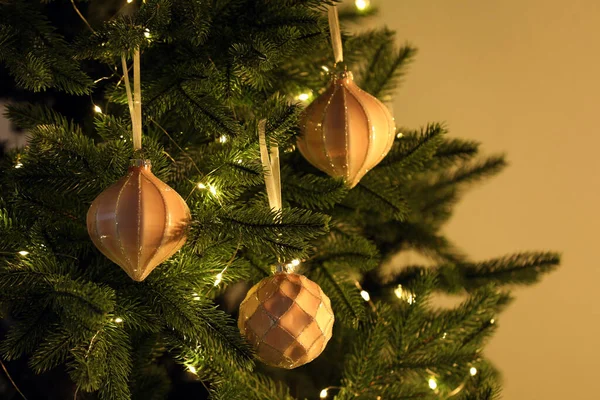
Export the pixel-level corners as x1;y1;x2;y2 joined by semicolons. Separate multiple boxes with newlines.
371;0;600;398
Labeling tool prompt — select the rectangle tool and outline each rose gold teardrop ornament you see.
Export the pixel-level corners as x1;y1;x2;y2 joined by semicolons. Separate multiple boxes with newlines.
297;70;396;188
87;160;190;281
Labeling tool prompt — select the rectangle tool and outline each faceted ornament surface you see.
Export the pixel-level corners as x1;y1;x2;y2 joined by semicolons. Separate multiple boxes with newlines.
238;272;334;369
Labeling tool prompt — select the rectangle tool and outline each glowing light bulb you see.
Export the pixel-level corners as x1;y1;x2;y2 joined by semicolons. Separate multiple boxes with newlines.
321;65;330;72
197;183;206;189
470;367;477;376
127;0;133;3
394;285;404;299
214;272;223;286
219;135;227;143
144;29;151;38
360;290;370;302
209;185;217;195
114;317;124;323
490;318;495;324
290;259;300;267
237;159;242;164
193;295;201;301
187;365;197;374
394;284;415;304
297;93;310;101
319;388;328;398
428;378;437;390
18;251;29;256
14;162;23;169
396;132;404;139
355;0;370;11
94;105;102;113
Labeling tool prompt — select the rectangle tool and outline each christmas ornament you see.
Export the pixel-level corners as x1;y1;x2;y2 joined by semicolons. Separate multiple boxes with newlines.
238;272;334;369
238;120;334;368
297;70;396;188
297;5;396;188
87;49;190;281
87;159;190;281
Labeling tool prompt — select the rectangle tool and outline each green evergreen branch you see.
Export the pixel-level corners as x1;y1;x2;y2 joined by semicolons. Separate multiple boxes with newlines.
310;262;366;326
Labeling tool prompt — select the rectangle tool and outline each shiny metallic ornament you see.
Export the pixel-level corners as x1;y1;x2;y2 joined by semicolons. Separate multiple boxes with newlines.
238;272;334;369
87;159;190;281
298;70;396;188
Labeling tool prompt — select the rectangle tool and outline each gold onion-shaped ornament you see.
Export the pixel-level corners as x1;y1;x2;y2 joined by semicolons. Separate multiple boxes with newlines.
87;159;190;281
298;71;396;188
238;272;334;369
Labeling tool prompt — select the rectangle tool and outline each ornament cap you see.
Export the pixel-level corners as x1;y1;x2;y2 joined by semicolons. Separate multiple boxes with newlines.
129;159;151;169
334;69;354;84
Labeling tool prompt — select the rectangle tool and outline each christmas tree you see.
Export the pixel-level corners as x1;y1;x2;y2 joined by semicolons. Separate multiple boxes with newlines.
0;0;560;399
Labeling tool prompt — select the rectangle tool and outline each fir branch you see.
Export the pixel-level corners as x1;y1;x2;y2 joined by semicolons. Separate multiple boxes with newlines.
310;262;366;327
283;167;348;210
426;155;507;191
312;231;380;272
375;124;446;179
440;252;561;292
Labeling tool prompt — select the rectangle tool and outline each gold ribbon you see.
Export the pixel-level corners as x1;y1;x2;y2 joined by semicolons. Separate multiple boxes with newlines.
328;5;343;64
258;119;282;213
121;48;142;151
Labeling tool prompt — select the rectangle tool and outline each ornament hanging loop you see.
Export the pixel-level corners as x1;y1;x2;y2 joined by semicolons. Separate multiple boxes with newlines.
328;5;343;64
121;48;143;152
258;119;282;213
258;119;288;270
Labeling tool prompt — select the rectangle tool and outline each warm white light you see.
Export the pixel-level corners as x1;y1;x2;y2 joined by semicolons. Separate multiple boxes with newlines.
297;93;310;101
360;290;370;302
127;0;133;3
237;159;242;164
396;132;404;139
355;0;370;11
394;285;404;299
394;284;415;304
144;29;151;38
209;185;217;195
94;105;102;113
428;378;437;390
490;318;495;324
18;251;29;256
219;135;227;143
290;259;300;267
470;367;477;376
321;65;330;72
114;317;123;323
214;272;223;286
319;388;328;398
187;365;197;374
14;162;23;169
442;332;447;339
197;183;206;189
193;295;201;301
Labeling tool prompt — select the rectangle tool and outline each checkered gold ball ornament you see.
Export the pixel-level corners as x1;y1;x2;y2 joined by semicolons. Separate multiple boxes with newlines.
238;272;334;369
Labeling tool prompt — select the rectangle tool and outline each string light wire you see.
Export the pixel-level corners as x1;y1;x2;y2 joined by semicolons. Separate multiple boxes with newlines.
0;360;28;400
